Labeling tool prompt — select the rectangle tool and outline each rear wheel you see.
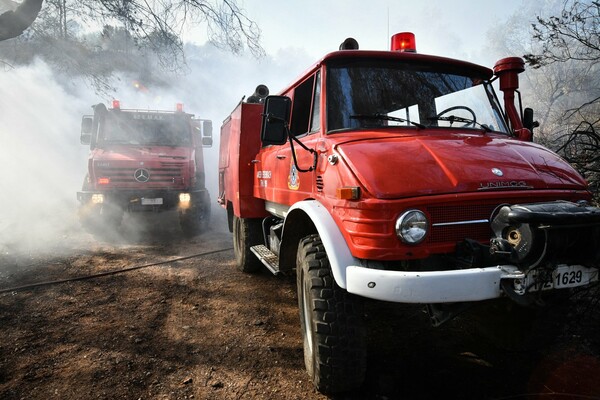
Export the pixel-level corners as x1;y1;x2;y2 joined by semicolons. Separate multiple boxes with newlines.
232;216;262;273
296;234;366;394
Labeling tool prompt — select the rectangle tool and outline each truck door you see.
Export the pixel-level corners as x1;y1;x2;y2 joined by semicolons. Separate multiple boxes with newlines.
269;71;321;206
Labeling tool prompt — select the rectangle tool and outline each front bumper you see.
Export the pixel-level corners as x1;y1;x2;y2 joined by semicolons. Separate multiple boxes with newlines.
77;188;208;211
346;264;598;303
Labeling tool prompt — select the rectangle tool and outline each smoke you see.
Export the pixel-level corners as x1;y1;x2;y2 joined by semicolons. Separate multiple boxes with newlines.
0;59;91;256
0;44;311;258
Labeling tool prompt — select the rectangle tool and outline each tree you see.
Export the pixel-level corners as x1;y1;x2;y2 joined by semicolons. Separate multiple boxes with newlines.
1;0;264;94
1;0;263;59
524;0;600;200
53;0;262;57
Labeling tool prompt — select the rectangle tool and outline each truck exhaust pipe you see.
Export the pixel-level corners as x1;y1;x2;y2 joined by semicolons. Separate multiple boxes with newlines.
247;84;270;104
339;37;359;50
493;57;532;141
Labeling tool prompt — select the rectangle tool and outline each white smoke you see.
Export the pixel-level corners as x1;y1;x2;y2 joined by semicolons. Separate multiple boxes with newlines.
0;44;312;257
0;59;92;255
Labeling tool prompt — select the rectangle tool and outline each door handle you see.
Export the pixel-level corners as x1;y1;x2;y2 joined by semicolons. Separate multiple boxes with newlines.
276;155;287;160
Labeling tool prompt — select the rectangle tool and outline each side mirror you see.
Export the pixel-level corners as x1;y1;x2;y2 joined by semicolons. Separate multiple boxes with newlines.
202;136;213;147
523;108;539;133
203;120;213;137
201;120;213;147
80;116;93;145
261;95;291;146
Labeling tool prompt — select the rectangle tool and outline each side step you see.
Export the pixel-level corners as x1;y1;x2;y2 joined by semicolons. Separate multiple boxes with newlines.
250;245;280;275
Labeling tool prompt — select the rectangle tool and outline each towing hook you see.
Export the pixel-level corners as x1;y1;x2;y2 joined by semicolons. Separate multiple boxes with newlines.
490;238;519;262
500;279;545;308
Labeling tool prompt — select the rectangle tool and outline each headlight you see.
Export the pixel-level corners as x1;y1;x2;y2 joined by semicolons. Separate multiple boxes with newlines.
179;193;191;203
396;209;428;244
91;194;104;204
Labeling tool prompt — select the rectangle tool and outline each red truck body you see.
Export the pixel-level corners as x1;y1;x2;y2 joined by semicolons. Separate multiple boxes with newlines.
78;102;212;235
218;34;600;393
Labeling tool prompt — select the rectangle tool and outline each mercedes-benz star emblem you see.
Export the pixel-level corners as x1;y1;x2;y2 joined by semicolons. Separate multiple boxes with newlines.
491;168;503;177
134;168;150;183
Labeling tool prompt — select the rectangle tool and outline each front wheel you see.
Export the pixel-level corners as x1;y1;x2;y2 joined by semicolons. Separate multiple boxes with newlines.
180;200;211;236
79;202;123;236
296;234;366;394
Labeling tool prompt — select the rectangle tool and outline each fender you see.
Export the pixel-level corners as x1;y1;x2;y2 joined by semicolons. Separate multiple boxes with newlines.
282;200;360;289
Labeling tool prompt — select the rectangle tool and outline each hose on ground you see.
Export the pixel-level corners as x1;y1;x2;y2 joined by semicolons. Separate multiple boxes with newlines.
0;247;233;294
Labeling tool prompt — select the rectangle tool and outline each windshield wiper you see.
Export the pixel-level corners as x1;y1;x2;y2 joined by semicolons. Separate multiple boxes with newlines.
350;113;426;129
427;115;492;132
100;139;134;145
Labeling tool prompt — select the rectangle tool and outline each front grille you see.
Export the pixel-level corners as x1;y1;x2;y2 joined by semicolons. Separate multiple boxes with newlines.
95;162;186;187
428;223;493;244
425;201;504;244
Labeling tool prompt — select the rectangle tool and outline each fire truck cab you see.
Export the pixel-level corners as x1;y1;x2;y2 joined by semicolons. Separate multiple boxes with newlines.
219;33;600;393
78;101;213;236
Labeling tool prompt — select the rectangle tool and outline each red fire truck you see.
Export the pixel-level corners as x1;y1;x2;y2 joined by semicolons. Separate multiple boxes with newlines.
218;33;600;393
78;100;212;236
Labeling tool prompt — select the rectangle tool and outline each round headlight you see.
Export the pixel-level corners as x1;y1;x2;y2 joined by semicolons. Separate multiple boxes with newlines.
396;210;429;244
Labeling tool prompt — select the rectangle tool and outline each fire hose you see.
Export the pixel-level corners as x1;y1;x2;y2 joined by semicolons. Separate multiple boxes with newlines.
0;247;233;294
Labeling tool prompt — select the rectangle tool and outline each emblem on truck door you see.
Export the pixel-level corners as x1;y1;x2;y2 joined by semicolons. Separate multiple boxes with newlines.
134;168;150;182
288;162;300;190
492;168;504;176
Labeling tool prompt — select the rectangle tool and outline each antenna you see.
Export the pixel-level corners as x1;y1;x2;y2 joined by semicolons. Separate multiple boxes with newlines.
387;7;390;47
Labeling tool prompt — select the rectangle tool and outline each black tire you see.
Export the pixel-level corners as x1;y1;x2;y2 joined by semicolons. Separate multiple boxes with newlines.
78;176;123;234
79;202;123;236
296;234;366;394
180;200;211;236
180;208;200;236
232;215;263;273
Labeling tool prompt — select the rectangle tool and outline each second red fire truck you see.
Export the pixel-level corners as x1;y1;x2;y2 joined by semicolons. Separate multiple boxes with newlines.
78;101;213;236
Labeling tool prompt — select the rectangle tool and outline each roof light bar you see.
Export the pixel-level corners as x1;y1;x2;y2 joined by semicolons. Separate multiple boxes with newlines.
391;32;417;53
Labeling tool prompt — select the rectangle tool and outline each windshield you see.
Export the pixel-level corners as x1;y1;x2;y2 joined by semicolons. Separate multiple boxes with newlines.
326;59;508;133
98;112;192;146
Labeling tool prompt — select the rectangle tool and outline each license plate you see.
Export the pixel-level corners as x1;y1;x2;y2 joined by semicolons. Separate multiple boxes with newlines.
526;265;598;292
141;197;163;205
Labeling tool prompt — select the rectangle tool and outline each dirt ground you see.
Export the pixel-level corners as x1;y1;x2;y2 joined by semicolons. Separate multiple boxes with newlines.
1;208;599;400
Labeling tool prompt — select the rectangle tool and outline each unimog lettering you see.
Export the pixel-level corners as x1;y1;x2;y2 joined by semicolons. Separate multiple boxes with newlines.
479;180;530;190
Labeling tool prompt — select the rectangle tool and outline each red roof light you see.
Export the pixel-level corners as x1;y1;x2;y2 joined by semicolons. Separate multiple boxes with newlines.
112;100;120;109
391;32;416;52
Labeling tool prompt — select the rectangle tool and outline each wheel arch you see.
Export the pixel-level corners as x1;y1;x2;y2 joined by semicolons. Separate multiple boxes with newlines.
279;200;359;289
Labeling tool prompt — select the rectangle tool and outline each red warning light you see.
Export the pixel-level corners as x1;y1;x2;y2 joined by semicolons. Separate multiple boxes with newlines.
112;100;120;109
176;103;184;112
391;32;416;53
98;177;110;185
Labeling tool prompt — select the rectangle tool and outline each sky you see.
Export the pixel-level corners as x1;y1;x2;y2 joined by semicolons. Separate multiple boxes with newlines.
217;0;526;65
0;0;537;256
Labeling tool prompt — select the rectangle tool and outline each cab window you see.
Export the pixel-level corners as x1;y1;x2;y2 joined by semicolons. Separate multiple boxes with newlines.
310;71;321;133
290;74;316;137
